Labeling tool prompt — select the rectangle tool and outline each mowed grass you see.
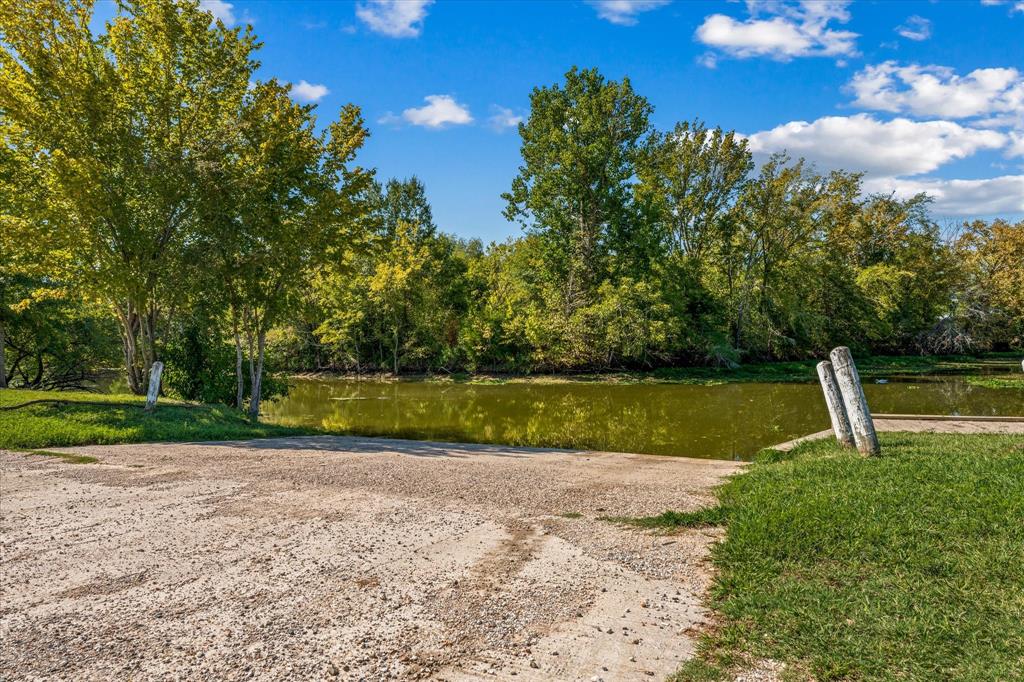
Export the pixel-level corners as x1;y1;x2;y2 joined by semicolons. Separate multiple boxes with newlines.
628;432;1024;681
0;389;311;451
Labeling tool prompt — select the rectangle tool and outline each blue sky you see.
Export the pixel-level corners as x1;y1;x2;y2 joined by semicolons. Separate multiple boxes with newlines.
134;1;1024;240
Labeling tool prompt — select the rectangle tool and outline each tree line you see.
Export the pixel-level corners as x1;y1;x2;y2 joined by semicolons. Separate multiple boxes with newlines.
2;1;1021;409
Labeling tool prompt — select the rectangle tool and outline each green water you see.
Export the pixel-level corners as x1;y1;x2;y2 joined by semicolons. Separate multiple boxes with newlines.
263;376;1023;460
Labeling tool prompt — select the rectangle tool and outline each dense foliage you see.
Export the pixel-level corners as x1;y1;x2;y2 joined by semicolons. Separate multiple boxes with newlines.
2;3;1021;402
2;0;370;412
293;69;1022;374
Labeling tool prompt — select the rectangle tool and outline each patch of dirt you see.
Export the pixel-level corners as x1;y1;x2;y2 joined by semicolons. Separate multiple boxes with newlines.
1;437;742;681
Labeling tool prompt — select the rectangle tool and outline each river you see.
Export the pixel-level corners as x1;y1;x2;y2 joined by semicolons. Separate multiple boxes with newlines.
263;374;1024;460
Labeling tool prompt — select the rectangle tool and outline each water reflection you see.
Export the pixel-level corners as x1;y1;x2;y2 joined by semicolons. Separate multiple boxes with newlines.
263;377;1023;461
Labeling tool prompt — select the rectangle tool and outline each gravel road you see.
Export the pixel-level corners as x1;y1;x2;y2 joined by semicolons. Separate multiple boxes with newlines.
0;436;743;681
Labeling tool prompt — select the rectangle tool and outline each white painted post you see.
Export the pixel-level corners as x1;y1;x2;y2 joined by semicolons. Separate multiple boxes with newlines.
816;361;855;448
829;347;879;456
145;361;164;411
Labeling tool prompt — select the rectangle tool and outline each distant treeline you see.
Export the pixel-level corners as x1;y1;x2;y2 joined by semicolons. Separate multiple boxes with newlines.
1;2;1021;409
279;170;1023;375
280;68;1023;374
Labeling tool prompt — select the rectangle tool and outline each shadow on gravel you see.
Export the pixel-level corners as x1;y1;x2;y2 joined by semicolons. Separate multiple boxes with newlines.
199;435;582;460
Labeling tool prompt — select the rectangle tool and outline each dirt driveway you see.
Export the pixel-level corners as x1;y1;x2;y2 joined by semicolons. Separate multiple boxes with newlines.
0;436;742;681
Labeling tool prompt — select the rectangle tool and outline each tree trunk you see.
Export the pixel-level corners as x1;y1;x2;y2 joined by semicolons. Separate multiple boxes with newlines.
246;314;257;404
31;351;43;388
247;330;266;421
393;330;399;375
0;320;7;389
139;304;158;390
232;310;244;410
115;302;144;394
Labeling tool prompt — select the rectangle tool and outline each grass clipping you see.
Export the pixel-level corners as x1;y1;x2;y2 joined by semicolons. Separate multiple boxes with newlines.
623;433;1024;681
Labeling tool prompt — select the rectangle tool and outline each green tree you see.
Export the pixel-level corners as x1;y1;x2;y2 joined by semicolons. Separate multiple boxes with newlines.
638;119;752;261
315;222;469;374
368;176;436;241
226;85;371;418
728;155;862;357
951;219;1024;351
1;0;257;393
503;67;654;315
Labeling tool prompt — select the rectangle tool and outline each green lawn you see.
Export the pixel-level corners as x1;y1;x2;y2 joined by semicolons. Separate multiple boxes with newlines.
619;432;1024;681
0;388;312;451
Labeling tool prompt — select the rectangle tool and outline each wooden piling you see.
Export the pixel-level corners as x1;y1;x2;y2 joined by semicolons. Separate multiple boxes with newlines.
816;361;855;448
145;361;164;411
829;347;880;456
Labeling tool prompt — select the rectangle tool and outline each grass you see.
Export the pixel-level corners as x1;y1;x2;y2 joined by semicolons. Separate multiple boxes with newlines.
602;506;729;531
17;449;100;464
641;432;1024;681
967;376;1024;389
0;388;314;451
340;353;1021;386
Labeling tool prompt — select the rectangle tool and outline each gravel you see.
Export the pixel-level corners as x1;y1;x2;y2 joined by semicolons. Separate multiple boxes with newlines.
1;436;742;681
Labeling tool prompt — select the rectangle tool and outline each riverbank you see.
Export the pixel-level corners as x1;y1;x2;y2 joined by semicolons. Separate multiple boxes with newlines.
619;432;1024;681
291;353;1022;386
0;389;313;452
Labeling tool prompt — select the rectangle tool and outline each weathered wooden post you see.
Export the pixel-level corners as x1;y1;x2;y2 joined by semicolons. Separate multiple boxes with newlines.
829;347;879;456
816;361;855;448
145;361;164;411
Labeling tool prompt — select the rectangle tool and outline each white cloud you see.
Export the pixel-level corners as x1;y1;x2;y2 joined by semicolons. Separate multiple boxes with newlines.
401;95;473;128
488;106;523;132
694;0;857;62
356;0;433;38
290;80;329;103
697;52;718;69
863;175;1024;215
199;0;235;24
848;62;1024;121
1007;131;1024;157
979;0;1024;12
895;15;931;41
746;114;1006;176
588;0;670;26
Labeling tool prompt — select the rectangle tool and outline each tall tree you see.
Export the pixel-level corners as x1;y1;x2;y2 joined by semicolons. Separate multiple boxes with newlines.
503;67;654;314
370;176;436;241
1;0;257;393
225;84;371;418
729;155;862;356
638;120;752;261
951;219;1024;350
